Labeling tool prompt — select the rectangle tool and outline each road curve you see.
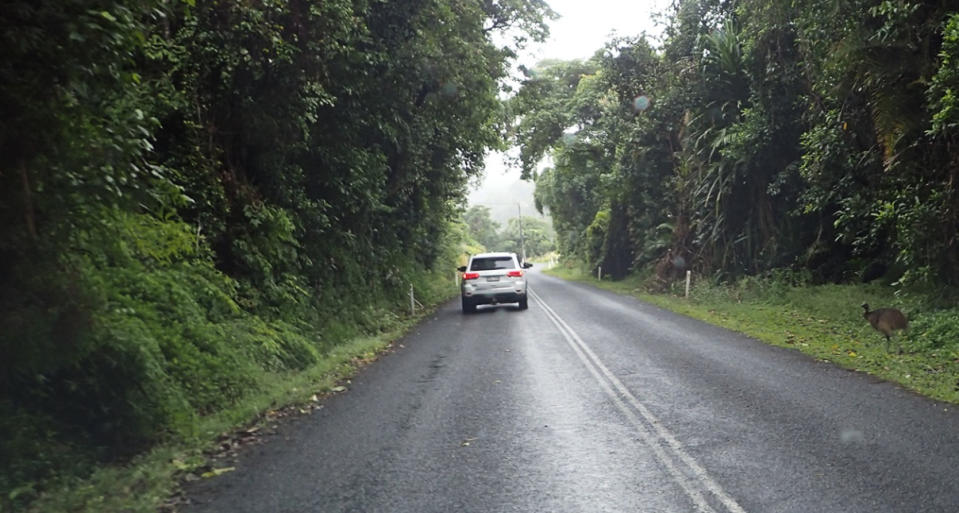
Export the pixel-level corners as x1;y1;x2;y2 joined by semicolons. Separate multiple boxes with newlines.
183;269;959;513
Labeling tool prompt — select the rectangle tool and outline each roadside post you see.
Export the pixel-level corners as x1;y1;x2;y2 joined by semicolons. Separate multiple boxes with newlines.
409;283;424;316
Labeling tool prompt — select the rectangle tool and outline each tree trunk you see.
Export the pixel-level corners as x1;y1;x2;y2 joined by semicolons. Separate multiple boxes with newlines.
19;159;37;241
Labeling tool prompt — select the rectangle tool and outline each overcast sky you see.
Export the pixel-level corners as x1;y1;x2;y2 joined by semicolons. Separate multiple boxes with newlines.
470;0;672;205
530;0;671;62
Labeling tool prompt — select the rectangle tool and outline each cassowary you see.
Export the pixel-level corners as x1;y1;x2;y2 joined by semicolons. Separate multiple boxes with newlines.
861;303;908;353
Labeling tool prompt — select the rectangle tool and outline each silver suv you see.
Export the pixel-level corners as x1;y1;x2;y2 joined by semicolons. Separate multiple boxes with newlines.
457;252;533;313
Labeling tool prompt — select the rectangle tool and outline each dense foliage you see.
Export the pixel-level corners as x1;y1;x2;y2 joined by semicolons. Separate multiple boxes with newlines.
0;0;552;506
514;0;959;287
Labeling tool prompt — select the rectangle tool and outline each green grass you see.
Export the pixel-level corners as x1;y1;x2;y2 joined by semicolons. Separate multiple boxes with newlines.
1;209;470;513
16;297;453;513
546;265;959;404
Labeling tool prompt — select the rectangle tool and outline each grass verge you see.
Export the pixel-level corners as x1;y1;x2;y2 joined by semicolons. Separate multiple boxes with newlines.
19;297;453;513
546;266;959;405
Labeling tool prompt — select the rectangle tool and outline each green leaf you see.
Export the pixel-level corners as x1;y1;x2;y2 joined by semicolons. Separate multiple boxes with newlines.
201;467;236;478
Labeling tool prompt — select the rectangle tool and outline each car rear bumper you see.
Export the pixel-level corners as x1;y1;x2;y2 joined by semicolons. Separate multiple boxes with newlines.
462;276;526;305
465;290;526;305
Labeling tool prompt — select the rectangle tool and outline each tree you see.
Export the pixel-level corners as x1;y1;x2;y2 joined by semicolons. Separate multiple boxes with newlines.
500;216;556;258
464;205;502;250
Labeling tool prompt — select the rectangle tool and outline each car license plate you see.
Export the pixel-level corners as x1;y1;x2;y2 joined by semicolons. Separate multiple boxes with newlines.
487;276;499;282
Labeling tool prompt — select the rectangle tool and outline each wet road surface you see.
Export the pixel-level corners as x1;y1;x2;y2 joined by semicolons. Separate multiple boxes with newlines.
184;270;959;512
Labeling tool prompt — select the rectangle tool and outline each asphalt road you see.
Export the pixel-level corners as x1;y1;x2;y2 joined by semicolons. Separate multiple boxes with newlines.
184;269;959;513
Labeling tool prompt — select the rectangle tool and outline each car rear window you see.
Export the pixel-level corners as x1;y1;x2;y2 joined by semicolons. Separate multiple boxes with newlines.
469;256;516;271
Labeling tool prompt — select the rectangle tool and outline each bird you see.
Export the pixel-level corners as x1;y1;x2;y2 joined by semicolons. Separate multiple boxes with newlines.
861;303;908;353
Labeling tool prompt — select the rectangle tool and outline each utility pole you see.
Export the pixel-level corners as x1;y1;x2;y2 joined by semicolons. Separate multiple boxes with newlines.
518;203;526;263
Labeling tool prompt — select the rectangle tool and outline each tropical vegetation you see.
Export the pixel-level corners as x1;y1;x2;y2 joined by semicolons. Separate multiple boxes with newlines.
515;0;959;289
0;0;553;510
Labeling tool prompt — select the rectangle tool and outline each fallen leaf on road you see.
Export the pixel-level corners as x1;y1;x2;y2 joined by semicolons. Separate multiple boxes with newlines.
201;467;236;478
331;385;347;393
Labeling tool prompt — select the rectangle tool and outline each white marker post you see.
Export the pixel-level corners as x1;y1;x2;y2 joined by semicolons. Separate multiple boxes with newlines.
598;266;603;281
685;270;691;298
410;284;415;315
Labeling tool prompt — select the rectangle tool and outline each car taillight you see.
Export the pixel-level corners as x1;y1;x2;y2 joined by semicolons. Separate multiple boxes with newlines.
507;270;524;277
463;272;480;280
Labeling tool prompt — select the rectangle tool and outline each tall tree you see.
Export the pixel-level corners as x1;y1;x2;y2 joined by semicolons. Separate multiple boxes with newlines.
464;205;503;250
